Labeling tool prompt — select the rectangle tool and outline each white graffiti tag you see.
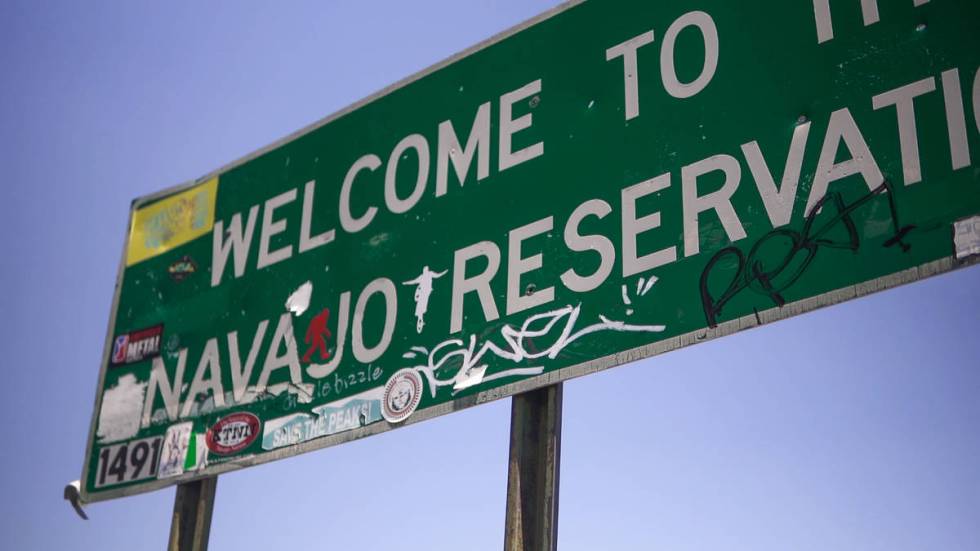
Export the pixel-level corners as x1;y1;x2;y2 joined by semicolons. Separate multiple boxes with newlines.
403;266;447;333
402;304;666;396
621;275;658;316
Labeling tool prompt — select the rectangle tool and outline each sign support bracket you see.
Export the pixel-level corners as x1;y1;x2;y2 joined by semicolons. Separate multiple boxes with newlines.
504;383;563;551
168;476;217;551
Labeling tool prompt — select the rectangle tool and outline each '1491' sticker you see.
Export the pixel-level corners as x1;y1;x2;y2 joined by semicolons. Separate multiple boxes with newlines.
95;435;163;488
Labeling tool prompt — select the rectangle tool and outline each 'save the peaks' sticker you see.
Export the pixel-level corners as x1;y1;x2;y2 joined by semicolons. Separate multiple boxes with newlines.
382;369;423;423
110;325;163;366
206;412;260;455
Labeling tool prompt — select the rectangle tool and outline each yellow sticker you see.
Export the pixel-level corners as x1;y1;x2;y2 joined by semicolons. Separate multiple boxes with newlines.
126;178;218;266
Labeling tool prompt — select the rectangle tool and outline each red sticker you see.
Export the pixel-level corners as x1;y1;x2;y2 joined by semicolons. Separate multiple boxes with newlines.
205;412;260;455
110;324;164;366
302;308;333;363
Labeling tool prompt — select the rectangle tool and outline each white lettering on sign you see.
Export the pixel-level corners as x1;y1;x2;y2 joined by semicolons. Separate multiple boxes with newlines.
806;108;883;215
973;67;980;134
499;79;545;171
506;217;555;316
339;155;382;234
450;241;501;334
682;155;746;258
211;79;547;288
352;278;398;364
659;11;719;100
561;199;615;293
812;0;930;43
181;338;225;418
142;350;186;428
255;313;304;397
741;121;812;229
384;134;430;215
606;11;719;121
299;180;335;253
436;102;491;197
621;175;676;277
257;189;296;270
940;69;971;172
605;31;655;121
211;205;258;287
872;77;936;186
227;320;269;402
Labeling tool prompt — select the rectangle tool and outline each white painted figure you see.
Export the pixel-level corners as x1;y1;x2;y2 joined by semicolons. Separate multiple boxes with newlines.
403;266;447;333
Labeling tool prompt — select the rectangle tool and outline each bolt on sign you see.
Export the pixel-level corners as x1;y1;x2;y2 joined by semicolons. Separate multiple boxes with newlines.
82;0;980;501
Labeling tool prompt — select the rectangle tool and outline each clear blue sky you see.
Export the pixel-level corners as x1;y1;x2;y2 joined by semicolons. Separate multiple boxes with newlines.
1;1;978;549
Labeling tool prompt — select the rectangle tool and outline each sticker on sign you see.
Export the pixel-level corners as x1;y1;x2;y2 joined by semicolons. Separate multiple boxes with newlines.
954;216;980;260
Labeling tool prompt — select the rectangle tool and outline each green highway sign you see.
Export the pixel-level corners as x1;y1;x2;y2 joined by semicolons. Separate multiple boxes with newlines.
82;0;980;501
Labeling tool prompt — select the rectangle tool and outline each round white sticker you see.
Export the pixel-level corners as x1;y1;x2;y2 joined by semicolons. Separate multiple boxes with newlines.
382;369;423;423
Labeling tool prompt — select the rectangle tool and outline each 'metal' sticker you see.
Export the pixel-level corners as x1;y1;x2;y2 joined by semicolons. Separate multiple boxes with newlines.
110;324;163;367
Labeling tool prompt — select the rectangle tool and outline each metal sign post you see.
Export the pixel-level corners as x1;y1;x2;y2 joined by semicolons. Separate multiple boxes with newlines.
168;477;217;551
504;384;563;551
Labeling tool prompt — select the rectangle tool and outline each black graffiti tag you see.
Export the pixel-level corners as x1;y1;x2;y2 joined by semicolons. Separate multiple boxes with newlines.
699;181;915;328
